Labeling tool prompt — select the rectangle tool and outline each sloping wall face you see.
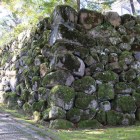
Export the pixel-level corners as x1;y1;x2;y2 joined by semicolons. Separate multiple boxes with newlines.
0;5;140;129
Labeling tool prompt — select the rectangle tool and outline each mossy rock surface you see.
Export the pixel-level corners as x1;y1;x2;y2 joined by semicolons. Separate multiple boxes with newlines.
75;95;97;110
136;108;140;120
107;110;123;125
96;110;106;125
132;92;140;108
42;70;74;87
49;119;74;129
122;113;135;125
32;100;46;112
93;70;118;83
124;69;137;82
52;42;89;59
73;76;96;94
116;96;136;113
115;82;133;94
98;83;114;101
78;119;102;129
51;5;78;24
67;108;83;123
50;24;96;47
50;85;75;110
81;109;97;121
54;52;80;72
119;51;134;65
43;106;66;120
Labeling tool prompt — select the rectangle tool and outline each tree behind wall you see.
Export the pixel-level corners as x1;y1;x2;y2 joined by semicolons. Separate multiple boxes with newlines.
130;0;135;14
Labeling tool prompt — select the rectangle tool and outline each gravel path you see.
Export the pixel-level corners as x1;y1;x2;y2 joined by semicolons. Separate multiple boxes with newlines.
0;113;55;140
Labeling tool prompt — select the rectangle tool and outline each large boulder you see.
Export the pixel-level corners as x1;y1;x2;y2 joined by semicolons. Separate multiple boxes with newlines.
107;110;123;125
51;5;78;26
49;85;76;110
104;12;121;27
93;70;119;83
98;83;115;101
78;9;103;29
73;76;96;94
115;82;134;94
43;106;66;120
66;108;83;123
75;94;98;110
116;95;137;113
49;119;74;129
49;24;96;46
42;70;74;88
50;52;85;77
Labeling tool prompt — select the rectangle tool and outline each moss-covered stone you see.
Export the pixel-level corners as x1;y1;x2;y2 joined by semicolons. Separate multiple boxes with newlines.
122;113;135;125
75;95;97;110
136;108;140;120
42;70;74;87
78;119;102;129
73;76;96;94
51;5;77;25
119;51;134;65
115;82;133;94
49;24;96;47
38;87;46;95
116;96;136;113
50;85;75;110
81;109;97;120
124;69;137;82
119;43;131;51
99;53;108;65
121;14;135;24
67;108;83;123
43;106;66;120
108;53;118;63
52;42;89;59
134;76;140;87
96;110;106;125
132;92;140;108
106;110;123;125
90;63;104;74
49;119;74;129
93;70;118;83
98;83;114;101
32;100;46;112
100;101;111;112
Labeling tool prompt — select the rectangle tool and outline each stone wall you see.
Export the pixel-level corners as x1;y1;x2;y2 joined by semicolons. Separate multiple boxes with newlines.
0;5;140;129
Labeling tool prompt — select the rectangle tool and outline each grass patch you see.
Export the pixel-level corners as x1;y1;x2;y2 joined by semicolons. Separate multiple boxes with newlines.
57;126;140;140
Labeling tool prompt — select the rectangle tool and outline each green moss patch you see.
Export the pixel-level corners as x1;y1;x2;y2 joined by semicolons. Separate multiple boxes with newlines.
116;96;136;113
94;70;118;83
98;83;114;101
50;85;75;103
78;119;102;129
107;110;123;125
73;76;96;94
49;119;74;129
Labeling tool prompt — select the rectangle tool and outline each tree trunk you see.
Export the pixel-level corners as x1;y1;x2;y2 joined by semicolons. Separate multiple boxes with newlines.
77;0;80;12
137;0;140;4
130;0;135;15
